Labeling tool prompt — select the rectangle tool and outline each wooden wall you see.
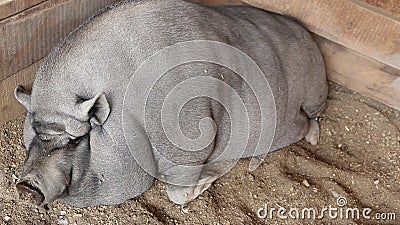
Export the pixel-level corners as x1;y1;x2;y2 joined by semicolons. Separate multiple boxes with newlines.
1;0;399;125
242;0;400;110
0;0;121;123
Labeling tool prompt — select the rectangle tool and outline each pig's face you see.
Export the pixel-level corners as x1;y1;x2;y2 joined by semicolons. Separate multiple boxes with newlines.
17;134;89;205
14;86;109;205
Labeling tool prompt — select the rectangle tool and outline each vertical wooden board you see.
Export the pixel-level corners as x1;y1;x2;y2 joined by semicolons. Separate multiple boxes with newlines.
0;61;39;124
0;0;48;20
317;37;400;111
0;0;120;81
242;0;400;71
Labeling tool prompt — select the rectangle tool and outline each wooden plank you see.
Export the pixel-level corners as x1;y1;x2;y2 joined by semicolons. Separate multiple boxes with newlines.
0;0;120;81
0;61;39;125
360;0;400;17
0;0;48;20
242;0;400;71
317;37;400;111
190;0;245;6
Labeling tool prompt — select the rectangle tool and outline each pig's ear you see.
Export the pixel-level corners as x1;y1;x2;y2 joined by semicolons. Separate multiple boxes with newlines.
77;92;110;125
14;86;31;112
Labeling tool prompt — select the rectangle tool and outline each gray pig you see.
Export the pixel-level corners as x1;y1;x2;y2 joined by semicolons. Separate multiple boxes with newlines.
14;0;327;207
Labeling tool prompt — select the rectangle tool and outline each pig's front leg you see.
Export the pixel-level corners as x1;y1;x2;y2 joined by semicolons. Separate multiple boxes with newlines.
166;176;218;205
165;170;216;205
164;160;233;205
153;141;216;204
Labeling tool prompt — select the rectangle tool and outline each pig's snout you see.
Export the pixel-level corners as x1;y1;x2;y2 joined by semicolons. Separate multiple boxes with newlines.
16;162;71;206
16;172;69;206
16;181;45;205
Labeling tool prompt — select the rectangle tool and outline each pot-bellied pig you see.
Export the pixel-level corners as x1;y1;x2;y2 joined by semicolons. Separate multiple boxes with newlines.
14;0;328;207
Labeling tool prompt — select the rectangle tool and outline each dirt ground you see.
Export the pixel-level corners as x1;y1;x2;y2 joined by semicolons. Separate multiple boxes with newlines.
0;82;399;225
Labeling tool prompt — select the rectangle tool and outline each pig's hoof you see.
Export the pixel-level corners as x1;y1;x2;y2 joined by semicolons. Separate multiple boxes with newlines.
166;176;218;205
191;176;218;199
305;119;320;145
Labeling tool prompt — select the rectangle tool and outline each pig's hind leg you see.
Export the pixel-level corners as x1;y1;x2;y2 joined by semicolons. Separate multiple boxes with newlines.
165;161;231;205
302;84;328;145
305;118;320;145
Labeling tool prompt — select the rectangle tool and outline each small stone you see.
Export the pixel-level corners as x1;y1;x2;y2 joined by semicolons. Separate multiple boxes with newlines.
59;211;66;216
181;205;189;214
332;191;339;198
302;180;310;188
11;174;19;183
4;216;11;222
335;143;348;151
248;174;255;181
38;208;46;214
57;218;68;225
374;179;379;185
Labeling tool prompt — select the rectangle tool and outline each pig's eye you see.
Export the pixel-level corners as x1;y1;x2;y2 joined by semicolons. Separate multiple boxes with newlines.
69;135;84;145
38;134;54;141
68;135;78;140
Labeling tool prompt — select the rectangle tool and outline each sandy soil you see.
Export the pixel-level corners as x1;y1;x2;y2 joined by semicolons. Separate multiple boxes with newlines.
1;83;399;225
